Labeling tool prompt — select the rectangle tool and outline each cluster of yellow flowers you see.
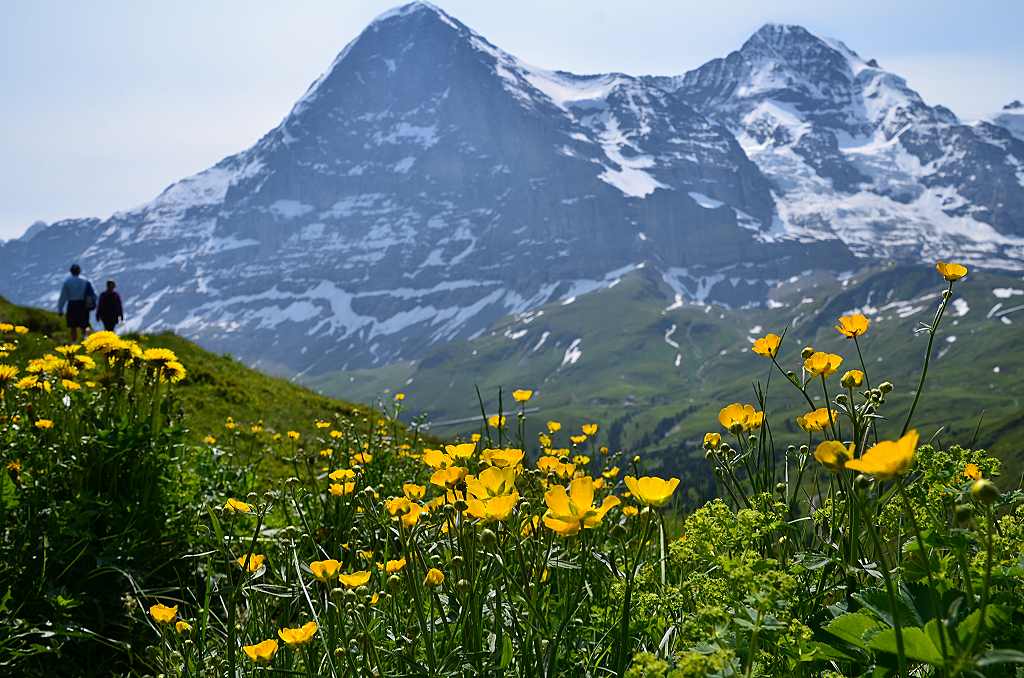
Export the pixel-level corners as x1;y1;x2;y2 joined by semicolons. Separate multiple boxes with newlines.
706;260;971;483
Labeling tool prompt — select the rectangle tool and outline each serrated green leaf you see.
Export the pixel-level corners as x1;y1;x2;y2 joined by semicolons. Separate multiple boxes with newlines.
825;612;884;650
869;627;943;665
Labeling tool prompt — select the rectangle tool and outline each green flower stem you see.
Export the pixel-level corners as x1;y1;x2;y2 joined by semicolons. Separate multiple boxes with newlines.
855;490;907;677
901;282;954;436
896;480;949;670
820;375;839;440
970;504;995;655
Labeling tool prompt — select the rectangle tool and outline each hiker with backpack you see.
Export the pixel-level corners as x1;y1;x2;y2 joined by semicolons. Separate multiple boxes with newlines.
57;263;97;342
96;280;125;333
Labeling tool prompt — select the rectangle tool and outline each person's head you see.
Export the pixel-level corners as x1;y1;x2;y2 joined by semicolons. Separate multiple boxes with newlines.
69;264;81;277
106;280;116;291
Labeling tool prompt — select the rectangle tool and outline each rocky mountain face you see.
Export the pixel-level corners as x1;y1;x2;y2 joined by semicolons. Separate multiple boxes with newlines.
1;3;1021;376
657;24;1024;262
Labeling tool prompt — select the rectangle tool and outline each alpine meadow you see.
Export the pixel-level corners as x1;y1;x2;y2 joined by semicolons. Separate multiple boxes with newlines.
1;2;1023;677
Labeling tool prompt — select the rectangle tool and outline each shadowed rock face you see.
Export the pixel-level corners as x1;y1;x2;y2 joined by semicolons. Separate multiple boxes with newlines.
1;5;1019;376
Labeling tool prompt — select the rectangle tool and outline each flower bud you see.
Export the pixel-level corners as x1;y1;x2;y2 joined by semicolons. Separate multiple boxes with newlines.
878;381;893;394
451;555;464;568
480;528;497;547
971;479;1000;504
456;578;470;593
801;346;815;359
610;524;627;540
453;499;468;512
799;444;809;455
954;503;973;526
387;574;402;591
775;483;787;494
835;393;848;406
854;474;872;491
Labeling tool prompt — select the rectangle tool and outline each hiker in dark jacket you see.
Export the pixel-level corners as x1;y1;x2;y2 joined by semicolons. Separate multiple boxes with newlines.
96;280;125;333
57;264;96;342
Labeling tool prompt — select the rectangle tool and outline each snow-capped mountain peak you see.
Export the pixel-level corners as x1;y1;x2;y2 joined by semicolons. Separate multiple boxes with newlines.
1;8;1021;379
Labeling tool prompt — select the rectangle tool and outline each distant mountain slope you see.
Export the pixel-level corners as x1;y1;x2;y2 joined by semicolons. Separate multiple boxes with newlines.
307;264;1024;479
1;3;1021;380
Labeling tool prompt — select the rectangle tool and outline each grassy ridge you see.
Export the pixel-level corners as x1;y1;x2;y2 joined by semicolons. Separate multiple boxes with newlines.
0;296;391;444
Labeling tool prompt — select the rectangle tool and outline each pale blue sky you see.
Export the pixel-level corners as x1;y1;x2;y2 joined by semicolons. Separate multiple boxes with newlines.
2;0;1021;239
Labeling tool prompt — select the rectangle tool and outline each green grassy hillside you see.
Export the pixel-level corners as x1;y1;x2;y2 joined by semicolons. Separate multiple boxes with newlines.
0;296;394;443
307;264;1024;486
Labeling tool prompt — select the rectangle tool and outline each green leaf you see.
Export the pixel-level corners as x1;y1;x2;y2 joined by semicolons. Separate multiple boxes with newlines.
955;605;1011;645
802;640;855;662
825;613;884;650
854;586;923;628
869;627;944;665
977;649;1024;667
499;634;513;669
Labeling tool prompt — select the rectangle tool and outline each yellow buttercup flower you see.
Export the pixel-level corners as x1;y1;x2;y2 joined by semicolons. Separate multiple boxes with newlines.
14;326;28;335
481;447;525;468
487;414;507;428
835;314;869;338
935;261;968;282
0;364;19;384
466;466;517;497
430;466;467;490
142;347;179;366
751;333;781;358
242;639;279;664
804;352;843;377
338;571;371;588
445;442;476;460
149;603;178;624
236;553;266;572
466;492;519;522
582;423;598;436
34;419;54;430
329;468;356;481
623;476;680;507
964;463;982;481
384;558;407;574
840;370;865;388
703;432;721;450
546;420;562;433
309;559;342;583
718;403;760;433
393;392;405;401
286;431;300;441
569;434;587;445
845;430;919;479
384;496;423;527
424;568;445;587
622;505;639;518
329;482;355;496
512;389;533;402
82;331;122;354
542;476;620;536
224;498;253;513
796;407;836;432
602;466;620;479
813;441;852;472
175;620;192;634
278;621;318;646
403;483;427;499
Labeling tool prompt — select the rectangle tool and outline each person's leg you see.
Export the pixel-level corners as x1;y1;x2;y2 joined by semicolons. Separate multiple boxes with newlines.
69;326;79;343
